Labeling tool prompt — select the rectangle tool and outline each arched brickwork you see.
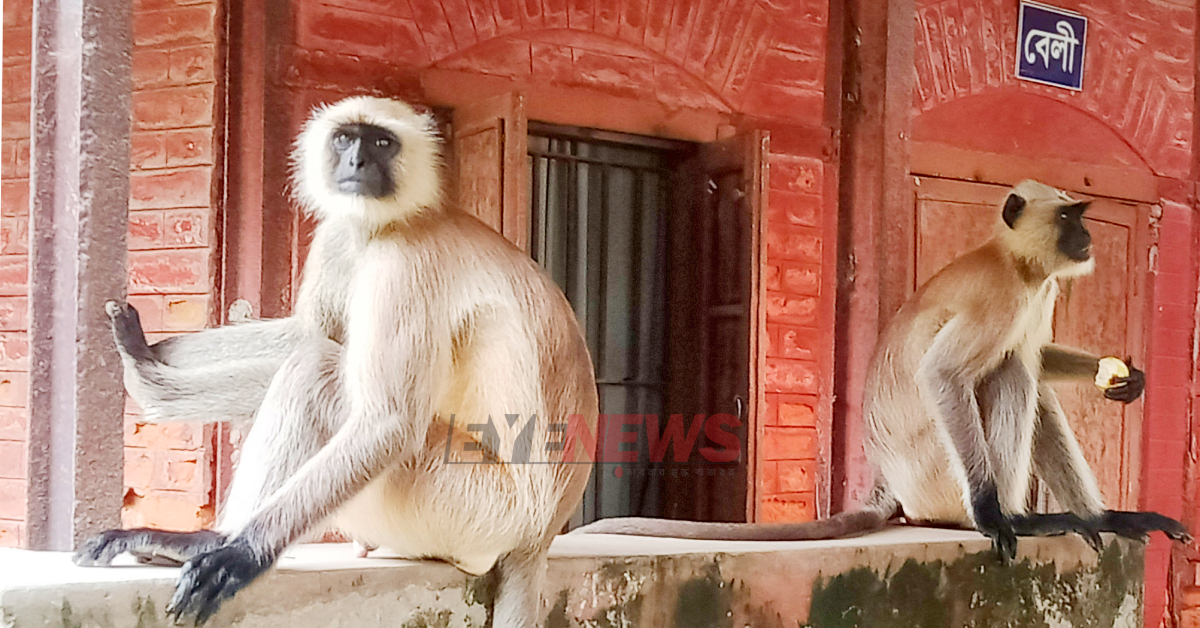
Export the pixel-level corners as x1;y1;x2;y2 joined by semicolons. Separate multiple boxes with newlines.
914;0;1193;178
292;0;831;123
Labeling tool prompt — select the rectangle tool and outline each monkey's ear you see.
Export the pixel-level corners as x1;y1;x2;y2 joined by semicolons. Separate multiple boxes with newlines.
1002;193;1026;229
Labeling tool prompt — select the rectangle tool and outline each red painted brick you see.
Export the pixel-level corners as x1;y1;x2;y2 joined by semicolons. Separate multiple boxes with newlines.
0;139;28;179
0;478;24;520
127;295;164;331
0;407;25;440
1145;438;1187;473
1153;301;1195;333
0;520;21;547
766;291;817;326
121;491;211;530
766;226;821;263
765;357;818;394
168;45;216;85
760;494;815;522
129;167;211;209
297;4;391;59
769;156;822;194
757;48;823;89
2;103;30;140
125;419;205;450
775;459;816;493
653;63;729;111
0;256;27;296
163;295;209;330
0;439;23;479
132;49;170;90
130;131;167;170
440;38;531;78
776;324;818;360
741;82;823;124
1149;357;1192;387
129;249;210;294
128;211;165;250
3;0;32;27
779;263;819;296
768;190;821;227
150;450;203;491
531;42;575;83
778;400;816;427
2;28;31;61
0;333;28;370
763;392;780;426
133;6;216;47
762;426;816;460
1154;271;1194;301
124;449;154;489
0;370;28;408
132;84;215;130
764;264;780;291
2;63;30;105
164;129;213;167
0;181;27;219
0;296;27;332
1;215;27;255
324;0;411;18
571;49;656;100
163;208;209;247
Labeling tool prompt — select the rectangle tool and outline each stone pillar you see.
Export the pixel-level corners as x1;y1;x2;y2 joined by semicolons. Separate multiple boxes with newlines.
24;0;132;550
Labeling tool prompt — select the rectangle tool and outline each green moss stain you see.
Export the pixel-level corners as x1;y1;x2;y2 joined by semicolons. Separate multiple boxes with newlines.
401;609;453;628
544;590;573;628
807;541;1142;628
674;561;733;628
132;596;163;628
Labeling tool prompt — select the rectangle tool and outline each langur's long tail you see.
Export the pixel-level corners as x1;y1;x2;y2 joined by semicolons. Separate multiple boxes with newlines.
569;489;899;541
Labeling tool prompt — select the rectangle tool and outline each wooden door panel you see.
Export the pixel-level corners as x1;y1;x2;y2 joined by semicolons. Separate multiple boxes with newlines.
912;177;1144;509
452;92;528;248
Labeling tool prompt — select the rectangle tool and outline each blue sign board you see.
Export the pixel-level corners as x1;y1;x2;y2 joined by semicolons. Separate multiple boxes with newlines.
1016;1;1087;91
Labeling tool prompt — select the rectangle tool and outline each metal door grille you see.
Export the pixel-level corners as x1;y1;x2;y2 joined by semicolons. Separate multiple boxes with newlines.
527;125;682;522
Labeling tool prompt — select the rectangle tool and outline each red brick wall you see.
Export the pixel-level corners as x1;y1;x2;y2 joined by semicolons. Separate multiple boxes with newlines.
0;0;224;544
0;0;34;548
122;0;222;531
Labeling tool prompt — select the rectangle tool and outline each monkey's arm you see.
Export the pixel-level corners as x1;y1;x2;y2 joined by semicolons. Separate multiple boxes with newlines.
1040;344;1144;403
165;272;438;624
107;302;306;423
917;317;1017;561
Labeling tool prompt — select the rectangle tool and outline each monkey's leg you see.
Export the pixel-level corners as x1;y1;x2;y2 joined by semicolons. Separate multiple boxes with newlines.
106;301;303;424
167;319;429;625
919;330;1017;562
976;355;1037;516
75;339;344;573
489;547;548;628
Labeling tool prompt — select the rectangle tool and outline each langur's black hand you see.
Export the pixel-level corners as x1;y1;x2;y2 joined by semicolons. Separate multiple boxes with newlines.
1103;357;1144;404
166;539;272;626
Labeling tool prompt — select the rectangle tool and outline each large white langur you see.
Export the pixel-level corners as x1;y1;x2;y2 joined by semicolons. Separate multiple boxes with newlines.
74;96;600;627
575;180;1189;560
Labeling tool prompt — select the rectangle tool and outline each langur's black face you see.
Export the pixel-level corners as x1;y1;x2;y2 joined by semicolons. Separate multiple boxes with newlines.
1055;202;1091;261
330;123;401;198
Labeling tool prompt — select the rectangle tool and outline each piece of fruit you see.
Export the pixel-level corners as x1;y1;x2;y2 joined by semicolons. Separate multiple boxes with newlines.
1095;357;1130;389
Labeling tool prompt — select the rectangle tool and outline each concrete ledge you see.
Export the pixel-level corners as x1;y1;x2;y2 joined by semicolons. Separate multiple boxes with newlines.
0;527;1144;627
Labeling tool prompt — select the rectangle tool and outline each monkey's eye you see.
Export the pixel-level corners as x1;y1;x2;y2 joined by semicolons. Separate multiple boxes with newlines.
1059;211;1068;221
375;137;391;148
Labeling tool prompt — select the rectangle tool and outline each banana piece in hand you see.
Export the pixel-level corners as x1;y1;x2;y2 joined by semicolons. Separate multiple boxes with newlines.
1095;357;1131;390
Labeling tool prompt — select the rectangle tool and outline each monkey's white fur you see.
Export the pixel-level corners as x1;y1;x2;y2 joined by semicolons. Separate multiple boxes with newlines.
105;96;599;627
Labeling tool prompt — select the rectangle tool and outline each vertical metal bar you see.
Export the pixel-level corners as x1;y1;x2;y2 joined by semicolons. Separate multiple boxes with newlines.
26;0;131;550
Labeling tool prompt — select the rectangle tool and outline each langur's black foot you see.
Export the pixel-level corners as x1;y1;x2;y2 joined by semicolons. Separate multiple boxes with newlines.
1008;513;1104;553
73;528;227;567
1098;511;1191;543
1102;357;1145;404
105;300;155;361
973;486;1017;563
167;539;272;626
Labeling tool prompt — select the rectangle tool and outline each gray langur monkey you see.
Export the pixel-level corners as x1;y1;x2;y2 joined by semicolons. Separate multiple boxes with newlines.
574;180;1189;561
73;96;600;627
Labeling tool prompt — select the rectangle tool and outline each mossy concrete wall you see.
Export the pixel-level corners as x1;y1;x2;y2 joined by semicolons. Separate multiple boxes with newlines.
0;528;1145;628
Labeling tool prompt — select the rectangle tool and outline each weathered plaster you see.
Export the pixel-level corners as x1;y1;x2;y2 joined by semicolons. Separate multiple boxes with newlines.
0;528;1145;628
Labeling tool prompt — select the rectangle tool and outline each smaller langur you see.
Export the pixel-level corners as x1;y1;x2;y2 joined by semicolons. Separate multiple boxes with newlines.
575;180;1189;560
74;96;600;628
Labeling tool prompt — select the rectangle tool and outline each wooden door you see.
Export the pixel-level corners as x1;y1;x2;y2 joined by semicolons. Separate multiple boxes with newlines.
451;92;528;249
663;131;767;522
911;177;1147;509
